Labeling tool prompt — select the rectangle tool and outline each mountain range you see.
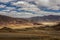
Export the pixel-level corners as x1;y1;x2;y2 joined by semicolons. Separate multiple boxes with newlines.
0;15;60;29
28;15;60;22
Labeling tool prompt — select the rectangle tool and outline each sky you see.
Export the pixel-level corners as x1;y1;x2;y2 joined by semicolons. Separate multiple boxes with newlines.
0;0;60;18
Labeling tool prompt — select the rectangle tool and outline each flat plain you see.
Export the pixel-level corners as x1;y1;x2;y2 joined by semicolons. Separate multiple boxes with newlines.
0;30;60;40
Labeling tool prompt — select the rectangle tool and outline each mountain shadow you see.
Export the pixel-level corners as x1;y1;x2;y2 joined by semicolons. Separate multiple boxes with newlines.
0;27;17;32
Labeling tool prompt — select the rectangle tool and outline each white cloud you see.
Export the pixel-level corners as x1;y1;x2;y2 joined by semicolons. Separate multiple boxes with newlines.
18;8;40;12
6;7;16;11
11;1;37;8
26;0;60;10
11;1;40;13
0;10;60;18
0;0;14;3
0;11;35;18
11;0;60;10
38;0;60;10
1;7;16;12
0;4;6;8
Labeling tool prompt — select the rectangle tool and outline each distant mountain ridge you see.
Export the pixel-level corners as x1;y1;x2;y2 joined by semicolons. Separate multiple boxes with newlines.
0;15;30;24
0;15;60;24
28;15;60;22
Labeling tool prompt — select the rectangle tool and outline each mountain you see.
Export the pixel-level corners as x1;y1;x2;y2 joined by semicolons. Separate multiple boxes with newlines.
0;15;33;29
0;15;31;24
0;15;60;29
28;15;60;22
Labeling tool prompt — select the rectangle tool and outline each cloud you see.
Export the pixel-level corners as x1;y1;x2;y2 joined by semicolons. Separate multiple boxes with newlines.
5;7;16;11
11;1;37;8
0;11;35;18
0;0;60;18
18;0;60;10
42;0;60;10
1;7;16;12
0;0;14;3
0;4;6;8
0;9;60;18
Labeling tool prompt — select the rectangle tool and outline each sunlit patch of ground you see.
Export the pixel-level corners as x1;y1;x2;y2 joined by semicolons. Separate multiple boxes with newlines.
0;21;59;29
39;22;58;26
